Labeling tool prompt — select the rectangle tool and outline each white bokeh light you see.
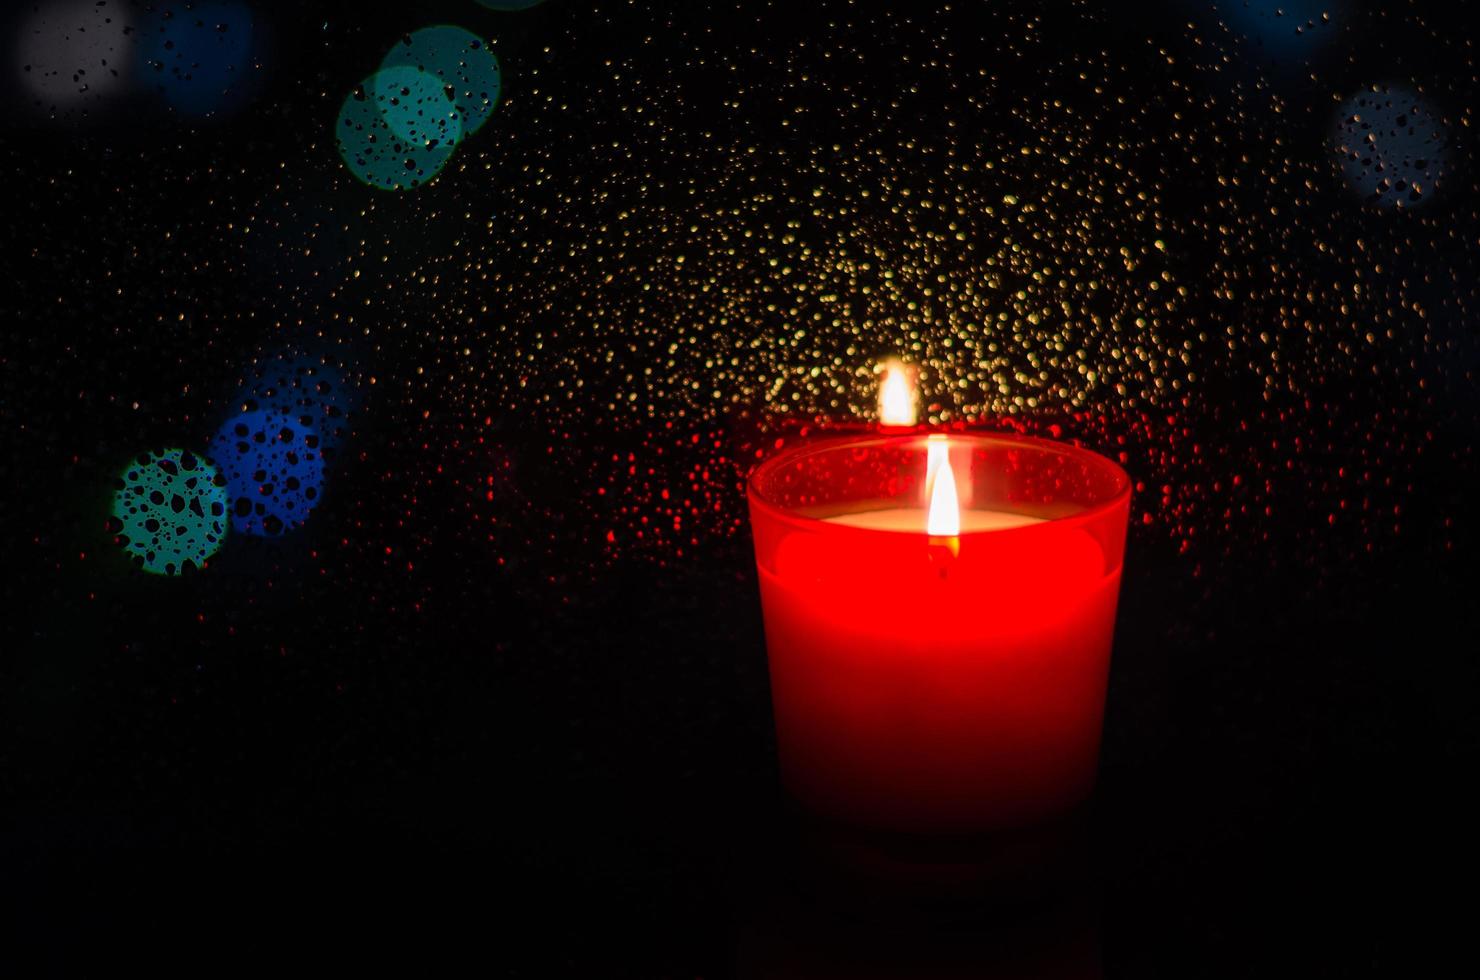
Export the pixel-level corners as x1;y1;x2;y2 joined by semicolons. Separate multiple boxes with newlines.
16;0;136;113
1333;85;1449;209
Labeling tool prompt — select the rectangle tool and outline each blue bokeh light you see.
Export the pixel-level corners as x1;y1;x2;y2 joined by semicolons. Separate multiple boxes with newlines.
210;409;326;536
239;351;358;458
138;1;261;118
1219;0;1335;55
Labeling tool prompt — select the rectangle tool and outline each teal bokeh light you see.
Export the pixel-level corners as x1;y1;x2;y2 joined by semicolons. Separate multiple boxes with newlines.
381;26;501;139
337;66;462;191
370;64;465;148
110;448;230;575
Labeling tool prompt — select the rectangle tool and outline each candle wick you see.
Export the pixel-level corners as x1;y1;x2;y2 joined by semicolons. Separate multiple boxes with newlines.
928;535;960;576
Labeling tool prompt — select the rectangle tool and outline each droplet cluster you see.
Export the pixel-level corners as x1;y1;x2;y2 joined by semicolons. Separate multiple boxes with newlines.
6;0;1475;593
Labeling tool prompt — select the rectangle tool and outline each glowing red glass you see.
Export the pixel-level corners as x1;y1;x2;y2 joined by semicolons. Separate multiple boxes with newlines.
749;433;1131;835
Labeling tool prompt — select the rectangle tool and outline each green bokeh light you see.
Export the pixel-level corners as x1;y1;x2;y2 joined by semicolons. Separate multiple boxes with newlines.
337;66;462;191
381;26;502;139
111;448;230;575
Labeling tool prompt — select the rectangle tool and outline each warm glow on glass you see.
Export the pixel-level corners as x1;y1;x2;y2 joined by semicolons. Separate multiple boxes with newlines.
878;360;917;426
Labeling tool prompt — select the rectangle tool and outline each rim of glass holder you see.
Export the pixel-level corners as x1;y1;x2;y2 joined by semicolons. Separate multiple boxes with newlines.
747;431;1132;538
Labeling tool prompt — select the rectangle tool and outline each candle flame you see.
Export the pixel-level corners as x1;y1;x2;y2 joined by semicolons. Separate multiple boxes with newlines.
926;434;948;492
878;360;917;427
926;436;961;537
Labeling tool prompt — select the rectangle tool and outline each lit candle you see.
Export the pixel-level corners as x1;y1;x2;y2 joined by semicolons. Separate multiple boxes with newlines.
748;402;1130;836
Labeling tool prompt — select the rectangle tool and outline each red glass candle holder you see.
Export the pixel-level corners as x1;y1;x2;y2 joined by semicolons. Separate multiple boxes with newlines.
748;432;1132;836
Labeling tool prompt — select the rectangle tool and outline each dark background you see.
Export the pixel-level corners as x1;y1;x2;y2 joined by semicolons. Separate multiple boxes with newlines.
3;1;1478;974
